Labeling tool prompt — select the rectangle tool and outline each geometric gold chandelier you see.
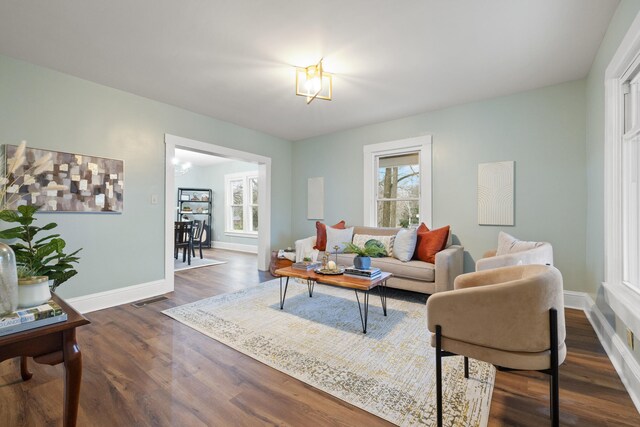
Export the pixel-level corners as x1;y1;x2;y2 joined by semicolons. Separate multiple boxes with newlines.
295;58;332;104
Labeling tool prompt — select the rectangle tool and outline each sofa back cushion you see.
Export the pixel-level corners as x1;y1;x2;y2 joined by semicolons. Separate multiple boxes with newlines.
352;234;395;256
352;226;400;237
326;226;354;253
314;220;346;251
393;227;418;262
414;224;450;263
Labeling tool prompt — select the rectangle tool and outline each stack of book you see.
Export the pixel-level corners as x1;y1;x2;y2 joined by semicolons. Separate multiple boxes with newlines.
0;300;67;337
345;267;382;280
292;261;321;271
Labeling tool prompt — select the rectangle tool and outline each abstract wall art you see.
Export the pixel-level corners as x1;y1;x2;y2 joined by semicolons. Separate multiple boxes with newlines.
477;161;514;226
3;144;124;213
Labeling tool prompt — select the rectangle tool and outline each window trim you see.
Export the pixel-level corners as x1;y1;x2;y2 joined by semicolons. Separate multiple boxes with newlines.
603;12;640;338
224;171;259;237
363;135;432;228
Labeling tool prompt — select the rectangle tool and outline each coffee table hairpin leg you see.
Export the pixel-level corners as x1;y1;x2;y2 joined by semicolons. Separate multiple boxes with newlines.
307;279;315;297
354;290;370;334
378;279;388;316
279;276;289;309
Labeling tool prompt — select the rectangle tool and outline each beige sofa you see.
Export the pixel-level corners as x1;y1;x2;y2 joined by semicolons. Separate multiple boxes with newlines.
295;225;464;294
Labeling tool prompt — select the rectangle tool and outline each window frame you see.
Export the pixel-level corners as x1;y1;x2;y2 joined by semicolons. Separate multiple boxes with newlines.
224;171;259;238
363;136;432;228
603;13;640;338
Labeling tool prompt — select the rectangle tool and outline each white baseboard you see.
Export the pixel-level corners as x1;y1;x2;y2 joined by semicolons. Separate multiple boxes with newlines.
65;279;172;314
563;290;640;413
212;240;258;254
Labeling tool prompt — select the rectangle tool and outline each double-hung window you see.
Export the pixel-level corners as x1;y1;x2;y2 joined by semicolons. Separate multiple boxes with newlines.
363;136;432;228
225;171;258;236
622;71;640;293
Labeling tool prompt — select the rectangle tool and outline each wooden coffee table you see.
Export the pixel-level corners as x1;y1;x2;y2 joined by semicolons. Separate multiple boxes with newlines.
274;266;392;334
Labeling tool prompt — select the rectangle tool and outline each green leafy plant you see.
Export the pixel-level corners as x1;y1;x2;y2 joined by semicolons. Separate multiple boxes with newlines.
344;241;387;258
0;205;82;291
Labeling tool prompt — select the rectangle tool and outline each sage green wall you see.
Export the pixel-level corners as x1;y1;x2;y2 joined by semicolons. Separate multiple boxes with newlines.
585;1;640;363
0;54;292;299
292;80;587;292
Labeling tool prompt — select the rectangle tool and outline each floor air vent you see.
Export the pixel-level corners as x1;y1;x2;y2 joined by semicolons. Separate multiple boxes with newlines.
131;295;168;308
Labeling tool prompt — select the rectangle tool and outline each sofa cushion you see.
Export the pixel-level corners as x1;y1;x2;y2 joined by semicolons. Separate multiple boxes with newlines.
326;226;354;253
352;234;395;256
393;228;418;262
496;231;544;256
352;226;400;237
314;220;346;251
335;253;435;282
414;224;450;263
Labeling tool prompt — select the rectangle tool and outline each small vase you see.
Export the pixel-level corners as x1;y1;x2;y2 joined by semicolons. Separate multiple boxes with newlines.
354;256;371;270
18;276;51;308
0;242;19;315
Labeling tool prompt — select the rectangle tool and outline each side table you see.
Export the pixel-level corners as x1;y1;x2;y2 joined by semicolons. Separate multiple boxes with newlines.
269;250;294;276
0;294;90;427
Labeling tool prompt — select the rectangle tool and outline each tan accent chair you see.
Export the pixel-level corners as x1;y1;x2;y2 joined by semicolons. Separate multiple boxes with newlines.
427;265;566;426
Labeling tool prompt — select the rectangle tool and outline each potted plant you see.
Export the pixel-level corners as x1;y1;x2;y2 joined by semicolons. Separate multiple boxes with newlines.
344;240;387;270
0;205;82;300
16;265;50;307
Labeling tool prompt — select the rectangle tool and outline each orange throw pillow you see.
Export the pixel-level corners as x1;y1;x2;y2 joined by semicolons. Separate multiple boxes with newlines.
414;224;450;263
314;220;346;251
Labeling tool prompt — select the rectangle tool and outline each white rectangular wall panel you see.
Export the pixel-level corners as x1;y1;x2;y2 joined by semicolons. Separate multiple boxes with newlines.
478;161;514;225
307;177;324;219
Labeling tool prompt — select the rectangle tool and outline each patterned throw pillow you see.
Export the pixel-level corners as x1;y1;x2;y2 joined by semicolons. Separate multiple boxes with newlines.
352;234;395;257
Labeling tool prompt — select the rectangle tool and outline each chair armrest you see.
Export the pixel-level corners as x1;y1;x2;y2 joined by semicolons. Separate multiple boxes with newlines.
295;235;318;262
434;245;463;293
475;244;553;271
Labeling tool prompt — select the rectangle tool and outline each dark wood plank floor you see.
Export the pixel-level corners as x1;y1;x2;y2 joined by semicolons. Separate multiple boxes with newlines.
1;249;638;426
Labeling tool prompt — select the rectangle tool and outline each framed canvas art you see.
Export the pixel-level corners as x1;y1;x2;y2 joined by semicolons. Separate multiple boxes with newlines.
478;161;514;226
3;145;124;213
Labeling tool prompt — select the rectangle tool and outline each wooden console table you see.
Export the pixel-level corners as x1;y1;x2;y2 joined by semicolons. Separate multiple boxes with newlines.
0;294;90;427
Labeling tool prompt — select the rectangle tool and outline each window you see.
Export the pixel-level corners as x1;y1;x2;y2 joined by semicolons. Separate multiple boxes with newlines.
363;136;432;228
377;153;420;227
603;15;640;337
225;172;258;236
622;72;640;293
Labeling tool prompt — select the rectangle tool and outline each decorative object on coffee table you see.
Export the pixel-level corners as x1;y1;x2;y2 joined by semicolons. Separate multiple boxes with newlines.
0;242;18;315
344;241;387;270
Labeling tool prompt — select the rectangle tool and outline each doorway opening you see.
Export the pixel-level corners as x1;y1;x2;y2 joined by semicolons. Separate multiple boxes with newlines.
165;134;271;292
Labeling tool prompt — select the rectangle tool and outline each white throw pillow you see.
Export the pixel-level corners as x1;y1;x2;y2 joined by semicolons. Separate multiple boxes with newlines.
392;228;418;262
326;226;354;254
495;231;543;256
352;234;395;256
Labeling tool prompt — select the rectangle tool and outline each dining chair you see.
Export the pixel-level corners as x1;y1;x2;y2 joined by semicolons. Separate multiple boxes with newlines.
174;221;194;265
191;219;206;259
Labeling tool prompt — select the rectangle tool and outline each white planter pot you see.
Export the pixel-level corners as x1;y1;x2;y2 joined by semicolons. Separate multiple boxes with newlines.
18;276;51;308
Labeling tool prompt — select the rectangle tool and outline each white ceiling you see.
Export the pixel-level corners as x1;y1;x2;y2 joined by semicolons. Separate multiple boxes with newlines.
0;0;619;141
174;148;233;167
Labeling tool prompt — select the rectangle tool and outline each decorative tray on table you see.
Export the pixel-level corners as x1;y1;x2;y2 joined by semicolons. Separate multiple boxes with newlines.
314;267;345;275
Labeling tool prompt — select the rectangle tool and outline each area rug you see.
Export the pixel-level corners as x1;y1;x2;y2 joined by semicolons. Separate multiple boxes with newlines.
162;279;495;426
173;257;226;271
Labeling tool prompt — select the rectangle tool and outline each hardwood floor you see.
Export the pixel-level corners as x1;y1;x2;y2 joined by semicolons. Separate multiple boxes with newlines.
1;249;638;426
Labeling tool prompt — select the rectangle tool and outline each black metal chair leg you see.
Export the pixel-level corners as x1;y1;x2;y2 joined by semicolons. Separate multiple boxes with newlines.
436;325;443;427
464;356;469;379
550;308;559;427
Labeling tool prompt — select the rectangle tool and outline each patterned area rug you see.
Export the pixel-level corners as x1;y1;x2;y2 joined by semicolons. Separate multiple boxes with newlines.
174;257;226;271
163;279;495;426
